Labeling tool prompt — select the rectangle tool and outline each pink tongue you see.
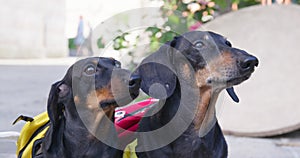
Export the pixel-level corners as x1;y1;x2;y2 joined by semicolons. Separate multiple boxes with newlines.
226;87;239;103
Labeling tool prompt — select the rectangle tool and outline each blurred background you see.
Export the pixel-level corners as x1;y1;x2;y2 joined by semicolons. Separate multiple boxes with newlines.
1;0;300;157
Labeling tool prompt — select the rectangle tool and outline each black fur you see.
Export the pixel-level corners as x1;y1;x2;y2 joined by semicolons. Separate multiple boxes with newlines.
133;31;258;158
41;57;139;158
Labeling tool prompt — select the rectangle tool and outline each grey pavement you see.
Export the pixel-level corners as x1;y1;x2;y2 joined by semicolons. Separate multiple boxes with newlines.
1;59;300;157
0;138;16;158
0;65;69;132
0;60;70;158
227;134;300;158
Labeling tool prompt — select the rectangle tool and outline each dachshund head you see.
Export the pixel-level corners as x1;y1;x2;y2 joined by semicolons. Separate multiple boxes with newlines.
132;31;258;134
134;31;258;101
45;57;140;150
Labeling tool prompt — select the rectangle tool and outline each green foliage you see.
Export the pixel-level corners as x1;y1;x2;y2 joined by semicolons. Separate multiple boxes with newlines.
146;27;179;52
68;38;76;49
144;0;216;51
238;0;260;8
105;0;270;66
97;37;105;49
113;32;130;50
214;0;230;9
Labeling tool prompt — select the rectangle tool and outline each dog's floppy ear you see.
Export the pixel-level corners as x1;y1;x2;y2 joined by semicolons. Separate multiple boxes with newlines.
170;36;182;48
45;81;70;150
134;35;197;99
47;81;70;125
133;44;178;99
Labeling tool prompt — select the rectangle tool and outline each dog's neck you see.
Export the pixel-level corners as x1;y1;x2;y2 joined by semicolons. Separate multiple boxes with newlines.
193;86;220;132
59;98;116;145
44;98;117;156
161;83;220;134
64;101;116;136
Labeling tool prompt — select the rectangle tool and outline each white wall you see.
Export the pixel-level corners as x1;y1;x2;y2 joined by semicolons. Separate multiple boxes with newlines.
0;0;67;58
0;0;162;58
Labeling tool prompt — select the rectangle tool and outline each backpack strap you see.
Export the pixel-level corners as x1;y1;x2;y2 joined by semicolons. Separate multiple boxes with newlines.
13;115;34;125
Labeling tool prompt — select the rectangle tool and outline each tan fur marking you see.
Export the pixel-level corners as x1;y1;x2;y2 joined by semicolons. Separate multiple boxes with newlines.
89;109;106;134
195;68;210;87
95;88;114;102
86;91;98;110
194;86;212;129
84;87;117;135
91;60;98;65
209;51;235;74
193;51;235;130
74;95;80;104
85;88;115;109
180;63;193;80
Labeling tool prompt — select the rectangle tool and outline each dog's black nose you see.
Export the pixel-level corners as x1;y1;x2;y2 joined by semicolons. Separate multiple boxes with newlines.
129;75;141;88
240;56;259;70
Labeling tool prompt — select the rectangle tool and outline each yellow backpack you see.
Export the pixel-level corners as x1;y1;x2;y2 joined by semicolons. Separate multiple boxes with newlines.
14;112;50;158
14;111;139;158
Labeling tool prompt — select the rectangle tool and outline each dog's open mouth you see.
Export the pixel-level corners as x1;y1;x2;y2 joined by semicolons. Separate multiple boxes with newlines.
99;99;117;109
99;96;135;109
227;72;252;86
207;72;252;86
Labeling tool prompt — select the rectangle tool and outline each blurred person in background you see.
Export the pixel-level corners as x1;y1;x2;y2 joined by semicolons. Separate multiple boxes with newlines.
262;0;291;5
261;0;272;5
277;0;291;4
75;16;85;55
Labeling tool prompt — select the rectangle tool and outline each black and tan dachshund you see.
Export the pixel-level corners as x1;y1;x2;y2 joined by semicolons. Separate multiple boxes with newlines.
40;57;140;157
133;31;258;158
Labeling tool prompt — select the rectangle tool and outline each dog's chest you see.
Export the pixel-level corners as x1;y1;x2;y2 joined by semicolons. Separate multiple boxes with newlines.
172;132;212;158
171;123;227;158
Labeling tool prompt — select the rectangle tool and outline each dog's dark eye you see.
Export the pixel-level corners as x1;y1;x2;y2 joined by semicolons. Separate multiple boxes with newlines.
194;41;204;48
84;65;96;75
225;41;232;47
